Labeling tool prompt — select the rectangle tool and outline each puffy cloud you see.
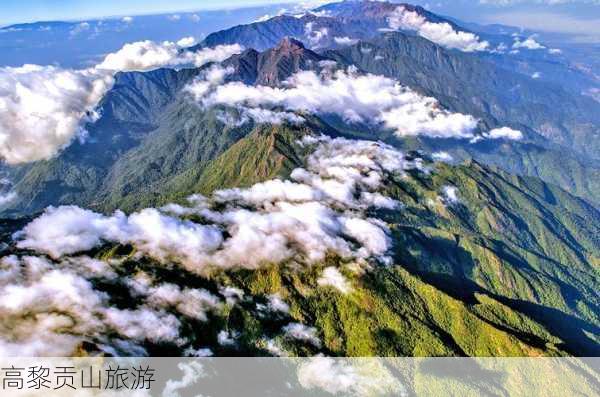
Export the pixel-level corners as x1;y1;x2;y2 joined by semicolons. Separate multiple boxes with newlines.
70;22;90;37
484;126;523;140
0;191;16;206
177;37;197;47
96;41;241;72
265;294;291;314
304;22;329;47
103;307;182;343
17;206;224;264
318;267;351;293
163;362;205;397
432;151;453;162
128;278;223;321
388;7;490;52
8;135;435;355
0;255;194;356
532;72;541;79
298;357;405;396
0;42;241;165
0;65;112;164
512;35;546;50
257;293;292;317
16;136;411;273
187;66;479;139
217;330;238;346
7;132;464;356
548;48;562;54
442;185;459;204
121;16;133;23
282;323;321;347
334;36;359;46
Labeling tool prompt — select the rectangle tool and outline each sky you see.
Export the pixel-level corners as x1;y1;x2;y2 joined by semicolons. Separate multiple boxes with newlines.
0;0;294;25
1;0;599;42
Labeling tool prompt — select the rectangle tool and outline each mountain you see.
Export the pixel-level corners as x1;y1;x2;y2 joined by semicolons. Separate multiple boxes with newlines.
222;37;328;86
2;39;338;216
322;32;600;202
195;12;381;52
2;124;598;357
0;6;290;68
0;0;598;359
189;3;600;204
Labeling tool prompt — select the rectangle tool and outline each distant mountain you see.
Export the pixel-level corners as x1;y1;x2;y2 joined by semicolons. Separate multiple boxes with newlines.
4;25;600;218
195;12;382;52
0;6;289;68
322;32;600;201
191;7;600;204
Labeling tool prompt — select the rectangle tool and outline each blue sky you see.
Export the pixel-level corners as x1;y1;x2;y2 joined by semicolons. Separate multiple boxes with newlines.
2;0;599;42
0;0;291;25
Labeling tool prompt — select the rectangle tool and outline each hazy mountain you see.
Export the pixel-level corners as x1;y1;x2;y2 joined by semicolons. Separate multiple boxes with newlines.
0;6;291;68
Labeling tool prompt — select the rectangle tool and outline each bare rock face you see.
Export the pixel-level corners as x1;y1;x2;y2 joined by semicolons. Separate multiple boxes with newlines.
224;37;328;87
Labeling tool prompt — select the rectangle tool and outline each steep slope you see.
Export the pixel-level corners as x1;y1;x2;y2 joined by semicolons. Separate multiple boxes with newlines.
0;39;338;216
324;32;600;161
323;33;600;203
186;6;600;203
2;127;598;357
196;13;380;52
5;67;202;215
222;37;328;86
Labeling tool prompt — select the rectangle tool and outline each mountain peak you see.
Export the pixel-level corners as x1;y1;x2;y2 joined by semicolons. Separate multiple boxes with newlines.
274;37;307;53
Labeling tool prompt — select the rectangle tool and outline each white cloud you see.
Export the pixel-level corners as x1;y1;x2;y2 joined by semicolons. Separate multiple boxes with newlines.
298;357;405;396
0;191;17;206
484;126;523;140
318;267;351;293
282;323;321;346
532;72;541;79
168;14;181;21
97;41;241;72
442;185;459;204
70;22;90;37
103;307;182;343
0;255;191;356
0;42;241;165
121;16;133;23
163;362;205;397
432;151;453;162
388;6;489;52
217;330;238;346
334;36;359;46
267;294;291;313
176;37;197;47
6;133;446;356
549;48;562;54
16;136;411;273
189;14;201;23
0;65;113;164
305;22;329;47
512;35;546;50
187;66;479;139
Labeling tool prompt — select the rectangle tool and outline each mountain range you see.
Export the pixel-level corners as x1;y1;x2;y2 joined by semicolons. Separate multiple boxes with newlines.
0;0;598;359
